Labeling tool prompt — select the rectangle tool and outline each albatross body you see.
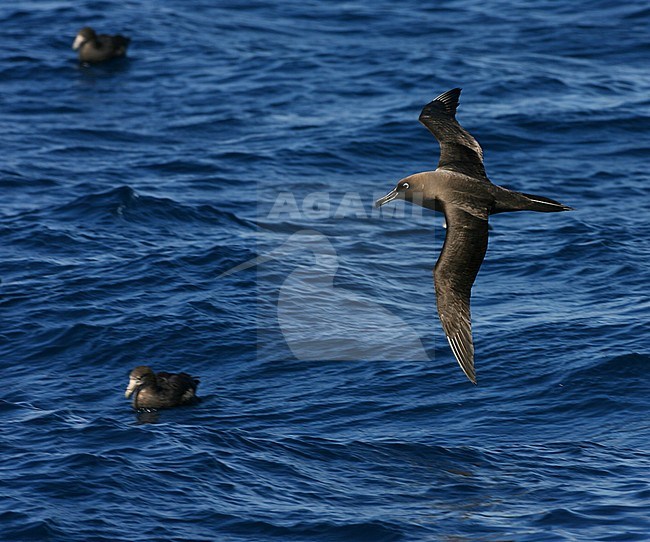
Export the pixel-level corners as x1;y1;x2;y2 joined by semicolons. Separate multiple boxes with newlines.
72;27;130;63
375;88;572;384
125;366;200;410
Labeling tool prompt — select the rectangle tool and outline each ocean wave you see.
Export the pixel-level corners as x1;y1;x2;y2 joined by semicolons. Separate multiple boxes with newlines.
2;0;649;540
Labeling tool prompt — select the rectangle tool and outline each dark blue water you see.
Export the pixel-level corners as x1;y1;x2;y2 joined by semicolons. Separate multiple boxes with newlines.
2;1;649;540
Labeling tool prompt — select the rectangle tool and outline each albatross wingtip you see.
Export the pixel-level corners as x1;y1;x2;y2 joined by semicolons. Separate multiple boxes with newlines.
421;88;463;119
436;87;462;98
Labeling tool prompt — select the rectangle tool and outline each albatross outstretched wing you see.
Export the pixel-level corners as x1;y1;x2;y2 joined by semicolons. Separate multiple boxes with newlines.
433;206;489;384
419;88;488;181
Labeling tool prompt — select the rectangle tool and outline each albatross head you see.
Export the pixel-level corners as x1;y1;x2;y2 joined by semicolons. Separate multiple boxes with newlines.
125;365;156;398
374;173;429;208
72;27;96;50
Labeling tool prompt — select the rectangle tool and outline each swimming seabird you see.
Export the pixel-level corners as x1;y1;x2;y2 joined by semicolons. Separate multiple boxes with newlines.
125;366;200;410
72;27;130;63
375;88;572;384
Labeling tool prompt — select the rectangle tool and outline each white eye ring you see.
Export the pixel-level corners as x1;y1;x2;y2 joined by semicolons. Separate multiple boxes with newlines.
402;182;410;190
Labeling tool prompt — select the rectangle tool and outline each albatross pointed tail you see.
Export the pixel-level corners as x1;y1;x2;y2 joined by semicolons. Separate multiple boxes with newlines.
494;189;573;213
519;192;573;212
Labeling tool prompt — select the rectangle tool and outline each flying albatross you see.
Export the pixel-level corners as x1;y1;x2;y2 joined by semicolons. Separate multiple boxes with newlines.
375;88;572;384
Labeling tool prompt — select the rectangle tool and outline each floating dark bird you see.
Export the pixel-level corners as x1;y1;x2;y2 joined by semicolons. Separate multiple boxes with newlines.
375;88;572;384
125;366;200;410
72;27;130;63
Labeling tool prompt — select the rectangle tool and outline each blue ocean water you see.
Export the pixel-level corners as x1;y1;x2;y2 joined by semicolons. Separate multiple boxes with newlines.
1;0;649;540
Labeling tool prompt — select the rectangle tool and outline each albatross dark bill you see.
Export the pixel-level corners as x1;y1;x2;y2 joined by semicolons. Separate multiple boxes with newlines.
376;88;572;384
374;188;399;208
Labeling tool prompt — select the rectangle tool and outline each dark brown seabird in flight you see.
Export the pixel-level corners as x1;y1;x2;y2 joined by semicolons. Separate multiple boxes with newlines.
375;88;572;384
